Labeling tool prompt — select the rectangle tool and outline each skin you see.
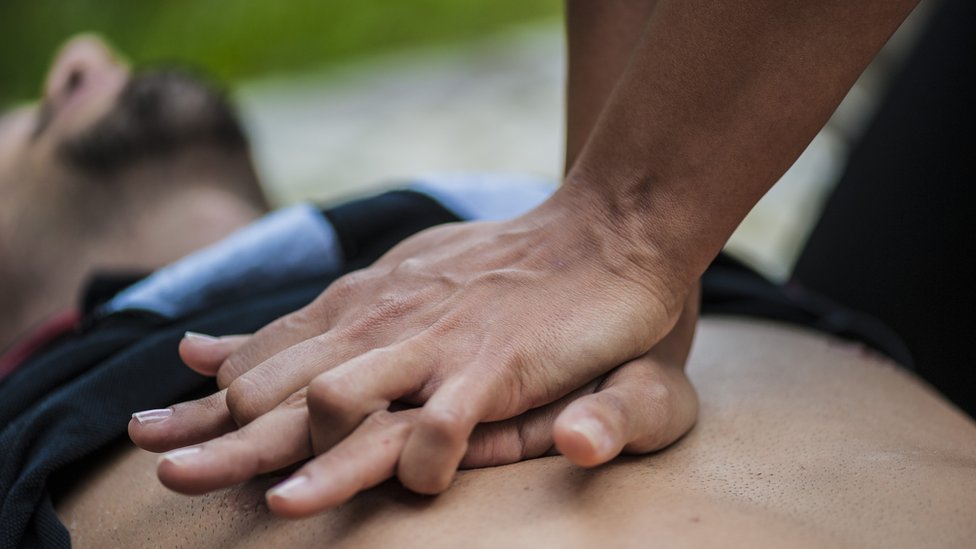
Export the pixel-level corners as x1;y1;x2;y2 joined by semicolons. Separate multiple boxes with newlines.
563;0;660;172
1;35;695;527
0;33;700;526
131;285;700;516
131;0;922;515
130;2;697;508
131;1;706;511
0;35;267;351
64;319;976;547
129;0;684;510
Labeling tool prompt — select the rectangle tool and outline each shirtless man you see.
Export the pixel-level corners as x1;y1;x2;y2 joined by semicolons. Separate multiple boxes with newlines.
62;318;976;547
1;34;700;546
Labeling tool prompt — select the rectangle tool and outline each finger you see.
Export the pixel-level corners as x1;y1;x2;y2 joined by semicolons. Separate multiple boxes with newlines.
224;329;368;426
223;288;446;426
552;355;698;468
551;282;700;466
306;343;431;454
179;333;251;377
214;269;391;388
156;391;312;495
214;304;329;389
398;373;497;494
128;390;237;453
225;286;449;426
462;380;599;469
266;409;419;518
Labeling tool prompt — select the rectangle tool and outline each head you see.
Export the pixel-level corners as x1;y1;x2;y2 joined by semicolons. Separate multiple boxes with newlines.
0;35;269;345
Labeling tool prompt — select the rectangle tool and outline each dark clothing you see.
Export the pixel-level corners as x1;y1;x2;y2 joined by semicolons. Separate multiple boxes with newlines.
793;0;976;417
703;254;913;367
0;191;449;549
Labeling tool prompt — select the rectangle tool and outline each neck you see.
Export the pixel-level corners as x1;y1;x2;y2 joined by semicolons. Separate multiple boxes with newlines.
0;184;264;352
0;253;86;353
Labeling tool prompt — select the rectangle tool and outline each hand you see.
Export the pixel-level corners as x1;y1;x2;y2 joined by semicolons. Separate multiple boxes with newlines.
132;193;694;494
129;287;698;517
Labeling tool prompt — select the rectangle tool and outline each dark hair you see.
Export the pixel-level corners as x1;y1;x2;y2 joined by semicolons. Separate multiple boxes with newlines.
60;68;249;175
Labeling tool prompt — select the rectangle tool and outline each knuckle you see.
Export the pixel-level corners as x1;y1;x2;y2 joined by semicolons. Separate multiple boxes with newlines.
217;334;283;387
324;271;371;303
392;256;426;275
215;309;334;390
364;345;404;367
225;375;266;426
216;349;253;388
281;386;309;409
420;406;468;443
290;300;332;331
307;373;356;415
645;379;674;411
469;270;521;289
483;343;543;410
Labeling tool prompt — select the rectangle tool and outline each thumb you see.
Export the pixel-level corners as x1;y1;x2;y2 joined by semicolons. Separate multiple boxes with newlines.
552;355;698;467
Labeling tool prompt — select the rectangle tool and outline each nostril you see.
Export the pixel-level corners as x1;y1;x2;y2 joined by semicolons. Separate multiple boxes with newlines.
64;69;84;95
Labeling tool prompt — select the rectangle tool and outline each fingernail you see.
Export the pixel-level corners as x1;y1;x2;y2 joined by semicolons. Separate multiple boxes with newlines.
184;331;218;342
159;446;203;466
132;408;173;425
268;476;310;500
571;417;614;457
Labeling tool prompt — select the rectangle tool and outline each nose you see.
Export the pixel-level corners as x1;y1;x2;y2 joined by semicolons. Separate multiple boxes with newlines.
43;34;129;110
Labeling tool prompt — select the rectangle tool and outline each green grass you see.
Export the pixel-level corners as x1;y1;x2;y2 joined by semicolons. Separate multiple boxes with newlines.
0;0;561;106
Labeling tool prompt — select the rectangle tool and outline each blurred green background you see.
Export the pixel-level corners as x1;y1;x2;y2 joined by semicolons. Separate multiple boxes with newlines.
0;0;561;106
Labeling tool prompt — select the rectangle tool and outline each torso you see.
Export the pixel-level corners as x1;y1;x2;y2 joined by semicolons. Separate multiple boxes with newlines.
56;318;976;548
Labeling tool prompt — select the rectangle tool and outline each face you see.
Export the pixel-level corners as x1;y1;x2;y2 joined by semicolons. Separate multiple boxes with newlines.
0;36;126;219
0;34;250;257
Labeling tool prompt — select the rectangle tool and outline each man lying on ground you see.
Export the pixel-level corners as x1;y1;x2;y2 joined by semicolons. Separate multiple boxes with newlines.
66;317;976;548
0;34;703;546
